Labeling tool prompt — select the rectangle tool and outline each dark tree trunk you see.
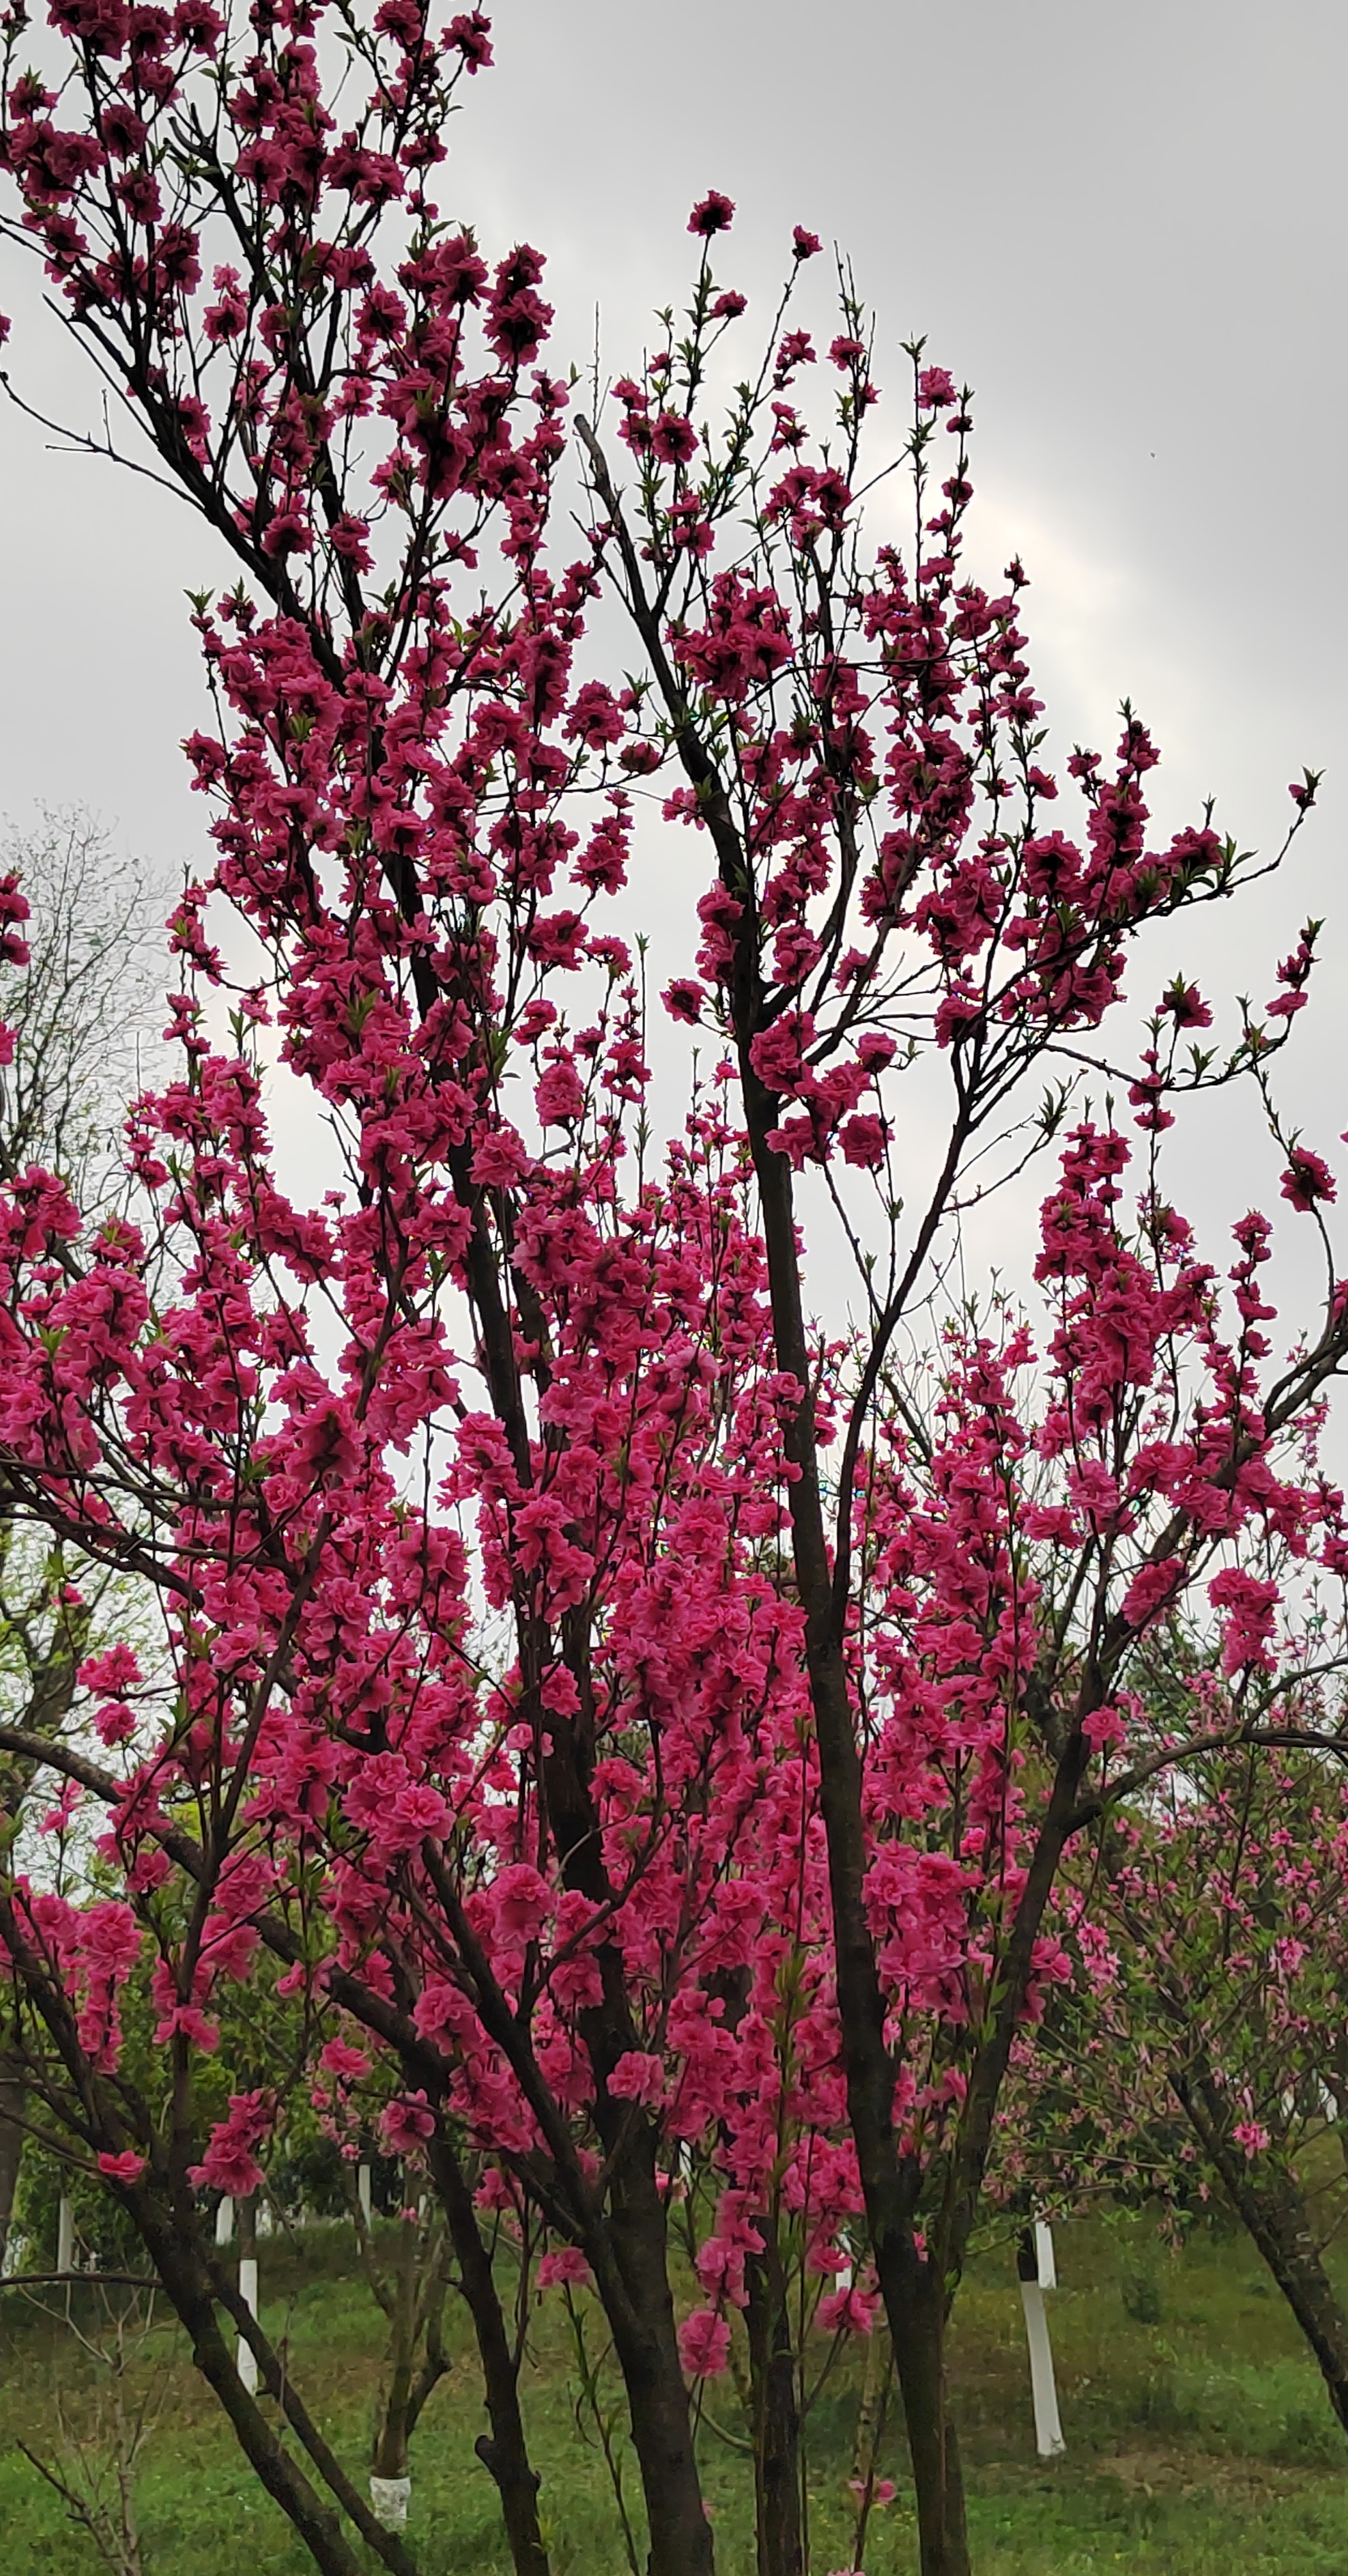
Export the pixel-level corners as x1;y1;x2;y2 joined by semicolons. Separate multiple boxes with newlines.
599;2161;717;2576
887;2250;970;2576
744;1073;973;2576
129;2191;385;2576
371;2231;417;2480
426;2136;552;2576
744;2240;802;2576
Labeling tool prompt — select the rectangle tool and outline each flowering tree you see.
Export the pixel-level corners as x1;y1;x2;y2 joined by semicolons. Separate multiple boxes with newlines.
573;185;1348;2575
1010;1706;1348;2437
1;10;1346;2576
1;815;163;2263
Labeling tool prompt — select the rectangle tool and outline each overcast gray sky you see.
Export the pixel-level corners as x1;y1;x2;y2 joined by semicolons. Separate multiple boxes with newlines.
1;0;1344;1308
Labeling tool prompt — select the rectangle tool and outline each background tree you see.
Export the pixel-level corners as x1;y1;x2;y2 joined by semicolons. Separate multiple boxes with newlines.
1;811;162;2267
1013;1687;1348;2438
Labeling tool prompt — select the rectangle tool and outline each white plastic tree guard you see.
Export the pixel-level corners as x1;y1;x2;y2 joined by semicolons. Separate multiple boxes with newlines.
1018;2222;1065;2459
56;2196;75;2275
369;2475;412;2529
358;2162;373;2225
238;2254;260;2394
1019;2279;1065;2457
215;2195;235;2247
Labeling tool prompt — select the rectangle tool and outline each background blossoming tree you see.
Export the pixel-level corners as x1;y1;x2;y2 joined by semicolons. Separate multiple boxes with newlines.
1;9;1346;2576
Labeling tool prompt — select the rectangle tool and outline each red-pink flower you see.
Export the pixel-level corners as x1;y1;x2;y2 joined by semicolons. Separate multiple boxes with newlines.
817;2284;878;2337
379;2091;437;2154
189;2093;272;2200
608;2050;665;2108
538;2247;592;2290
319;2038;371;2082
1281;1146;1336;1212
688;191;734;237
678;2308;731;2377
97;2149;146;2184
840;1114;886;1170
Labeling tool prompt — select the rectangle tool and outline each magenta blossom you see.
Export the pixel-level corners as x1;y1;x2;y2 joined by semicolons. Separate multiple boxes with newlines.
1281;1146;1336;1211
97;2149;146;2184
688;191;734;237
678;2308;731;2377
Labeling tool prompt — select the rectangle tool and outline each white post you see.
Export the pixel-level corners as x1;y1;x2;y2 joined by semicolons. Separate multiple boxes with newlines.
238;2255;260;2394
1033;2218;1057;2291
57;2196;75;2275
256;2201;274;2239
215;2195;235;2247
358;2162;372;2226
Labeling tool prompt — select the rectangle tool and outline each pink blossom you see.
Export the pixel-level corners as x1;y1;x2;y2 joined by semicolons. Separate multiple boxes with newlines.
1160;975;1211;1029
817;2284;878;2337
840;1114;886;1169
537;2247;592;2290
189;2093;272;2200
535;1058;585;1126
688;191;734;237
1122;1557;1184;1629
678;2308;731;2377
319;2038;371;2081
608;2051;665;2108
1281;1146;1336;1212
379;2092;437;2154
97;2149;146;2184
491;1863;551;1942
1208;1567;1280;1675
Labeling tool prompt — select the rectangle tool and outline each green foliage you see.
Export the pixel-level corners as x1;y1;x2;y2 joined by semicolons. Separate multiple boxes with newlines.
10;2151;144;2278
1120;2265;1163;2327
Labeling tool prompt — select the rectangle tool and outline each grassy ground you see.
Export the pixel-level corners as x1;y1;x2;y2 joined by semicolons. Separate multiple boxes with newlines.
3;2207;1348;2573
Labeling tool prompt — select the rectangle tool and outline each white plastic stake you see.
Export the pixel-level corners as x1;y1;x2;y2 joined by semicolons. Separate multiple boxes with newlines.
358;2162;373;2224
215;2195;235;2247
238;2254;260;2394
1019;2279;1065;2457
57;2196;75;2275
1033;2219;1057;2292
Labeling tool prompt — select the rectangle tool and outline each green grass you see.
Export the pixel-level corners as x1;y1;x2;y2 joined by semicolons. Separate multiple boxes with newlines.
5;2208;1348;2573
